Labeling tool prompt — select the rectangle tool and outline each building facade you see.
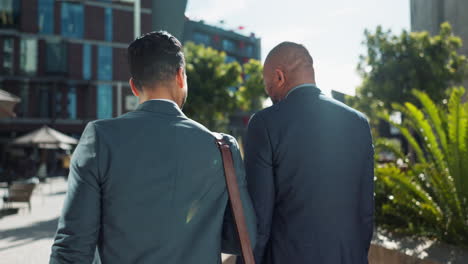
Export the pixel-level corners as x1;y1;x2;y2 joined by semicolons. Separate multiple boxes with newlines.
183;19;261;64
0;1;262;157
0;0;159;140
411;0;468;99
411;0;468;55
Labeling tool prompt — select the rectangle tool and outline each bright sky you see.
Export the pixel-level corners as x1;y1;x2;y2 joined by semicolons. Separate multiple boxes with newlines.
186;0;410;96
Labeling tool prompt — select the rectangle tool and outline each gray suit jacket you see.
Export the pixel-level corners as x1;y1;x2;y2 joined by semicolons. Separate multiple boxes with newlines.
50;100;256;264
243;85;374;264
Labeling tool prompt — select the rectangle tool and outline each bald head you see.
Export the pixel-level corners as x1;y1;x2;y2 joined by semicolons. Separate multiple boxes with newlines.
263;42;315;103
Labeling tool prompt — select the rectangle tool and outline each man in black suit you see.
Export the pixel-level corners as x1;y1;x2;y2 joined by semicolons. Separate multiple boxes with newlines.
243;42;374;264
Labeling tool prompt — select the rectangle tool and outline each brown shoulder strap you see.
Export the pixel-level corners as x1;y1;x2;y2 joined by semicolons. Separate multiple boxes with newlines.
215;137;255;264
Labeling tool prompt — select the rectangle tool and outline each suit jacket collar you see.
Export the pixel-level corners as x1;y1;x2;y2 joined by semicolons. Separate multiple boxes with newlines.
286;84;322;100
136;100;186;117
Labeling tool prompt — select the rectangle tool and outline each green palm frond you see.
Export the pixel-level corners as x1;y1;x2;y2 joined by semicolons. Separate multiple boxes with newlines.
447;87;467;200
377;166;443;225
375;138;406;161
375;88;468;246
378;111;427;163
412;90;448;156
404;102;447;171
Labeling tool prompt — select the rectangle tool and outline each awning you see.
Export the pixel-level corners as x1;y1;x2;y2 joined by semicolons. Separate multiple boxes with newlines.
0;89;21;118
11;125;78;149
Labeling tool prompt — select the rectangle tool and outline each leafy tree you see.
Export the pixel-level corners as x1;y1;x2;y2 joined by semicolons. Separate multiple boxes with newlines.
375;88;468;246
237;59;266;112
351;22;468;111
183;42;242;131
183;42;266;132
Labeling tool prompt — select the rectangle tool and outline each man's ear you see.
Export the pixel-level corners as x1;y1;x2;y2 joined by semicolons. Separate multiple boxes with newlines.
176;68;185;89
129;78;140;97
275;69;286;87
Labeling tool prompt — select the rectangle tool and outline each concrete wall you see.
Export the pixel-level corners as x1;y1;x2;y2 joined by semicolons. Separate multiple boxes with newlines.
411;0;468;100
411;0;468;52
410;0;442;34
443;0;468;55
369;245;440;264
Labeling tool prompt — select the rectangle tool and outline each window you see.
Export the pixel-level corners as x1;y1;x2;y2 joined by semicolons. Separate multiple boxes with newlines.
246;45;254;57
61;3;84;38
225;55;237;63
0;0;20;28
68;87;77;119
19;82;29;117
20;38;38;75
97;45;113;119
2;38;14;74
222;39;237;53
105;8;113;41
55;92;62;117
97;84;113;119
38;86;51;118
83;44;92;80
98;45;112;80
55;87;76;119
38;0;54;34
46;40;67;74
193;32;210;46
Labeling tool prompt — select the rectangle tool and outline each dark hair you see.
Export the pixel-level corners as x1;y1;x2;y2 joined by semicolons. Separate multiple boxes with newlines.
127;31;185;89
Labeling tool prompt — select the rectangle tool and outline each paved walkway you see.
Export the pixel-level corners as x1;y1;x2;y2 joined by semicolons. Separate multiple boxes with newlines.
0;178;235;263
0;178;65;264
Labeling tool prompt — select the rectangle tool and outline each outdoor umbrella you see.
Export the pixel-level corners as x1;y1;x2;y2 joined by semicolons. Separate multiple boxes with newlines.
11;125;78;150
0;89;20;118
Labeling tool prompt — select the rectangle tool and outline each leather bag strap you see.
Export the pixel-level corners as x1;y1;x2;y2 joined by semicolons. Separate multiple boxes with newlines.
215;136;255;264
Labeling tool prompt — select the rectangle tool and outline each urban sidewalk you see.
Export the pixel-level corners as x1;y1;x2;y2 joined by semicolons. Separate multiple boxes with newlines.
0;178;65;264
0;178;235;263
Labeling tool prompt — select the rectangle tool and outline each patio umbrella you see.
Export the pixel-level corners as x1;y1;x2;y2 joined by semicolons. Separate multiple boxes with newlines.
11;125;78;150
0;89;21;118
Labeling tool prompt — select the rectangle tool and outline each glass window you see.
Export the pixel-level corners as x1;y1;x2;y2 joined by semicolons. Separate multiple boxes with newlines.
222;39;237;53
98;45;112;80
105;8;113;41
55;87;76;119
2;38;14;74
19;82;29;117
20;38;38;75
38;0;54;34
246;45;254;57
46;40;67;74
193;32;210;46
225;55;237;63
0;0;20;28
83;44;92;80
55;92;62;116
61;3;84;38
68;86;77;119
97;84;113;119
38;86;51;118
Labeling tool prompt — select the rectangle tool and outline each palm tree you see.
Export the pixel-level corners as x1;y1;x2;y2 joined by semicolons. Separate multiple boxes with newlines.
375;87;468;246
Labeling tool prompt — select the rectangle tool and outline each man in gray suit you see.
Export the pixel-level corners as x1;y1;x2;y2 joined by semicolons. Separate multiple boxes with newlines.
50;31;256;264
243;42;374;263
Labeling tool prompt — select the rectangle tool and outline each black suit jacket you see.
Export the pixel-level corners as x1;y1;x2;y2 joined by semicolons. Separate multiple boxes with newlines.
243;85;374;264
